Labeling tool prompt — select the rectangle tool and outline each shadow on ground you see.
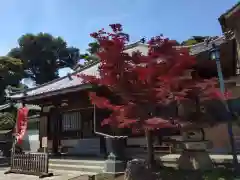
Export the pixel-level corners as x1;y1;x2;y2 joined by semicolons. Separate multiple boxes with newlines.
90;168;235;180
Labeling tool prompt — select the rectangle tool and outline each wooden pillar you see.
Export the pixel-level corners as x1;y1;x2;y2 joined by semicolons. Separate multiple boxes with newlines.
39;112;48;152
51;106;61;155
94;107;109;157
235;29;240;75
100;136;107;156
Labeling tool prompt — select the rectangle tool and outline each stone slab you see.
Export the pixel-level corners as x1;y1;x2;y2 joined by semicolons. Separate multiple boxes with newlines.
104;160;125;174
0;168;91;180
177;150;214;170
181;141;212;150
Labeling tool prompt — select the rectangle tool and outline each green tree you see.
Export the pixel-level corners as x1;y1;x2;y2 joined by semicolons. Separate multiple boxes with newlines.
87;41;100;54
8;33;80;85
80;41;100;67
0;111;16;130
0;56;23;104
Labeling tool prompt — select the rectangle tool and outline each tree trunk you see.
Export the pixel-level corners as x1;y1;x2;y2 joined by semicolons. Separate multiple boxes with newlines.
145;129;155;168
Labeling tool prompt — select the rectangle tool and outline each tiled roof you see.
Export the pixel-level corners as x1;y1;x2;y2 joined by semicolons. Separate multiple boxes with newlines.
0;103;12;111
9;61;99;100
0;103;41;111
8;37;228;101
187;36;226;55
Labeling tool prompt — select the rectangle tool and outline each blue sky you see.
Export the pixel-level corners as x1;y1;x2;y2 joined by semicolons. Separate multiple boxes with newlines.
0;0;238;80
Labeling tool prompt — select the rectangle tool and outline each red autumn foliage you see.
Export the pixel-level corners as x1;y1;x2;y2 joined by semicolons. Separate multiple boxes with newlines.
79;24;228;132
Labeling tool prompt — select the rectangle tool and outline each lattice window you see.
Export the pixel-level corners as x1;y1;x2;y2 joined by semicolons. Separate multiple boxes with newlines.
62;111;81;131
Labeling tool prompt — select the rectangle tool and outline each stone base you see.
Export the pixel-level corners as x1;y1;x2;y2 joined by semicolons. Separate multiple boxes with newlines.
104;159;126;174
181;141;212;150
124;159;159;180
177;150;214;170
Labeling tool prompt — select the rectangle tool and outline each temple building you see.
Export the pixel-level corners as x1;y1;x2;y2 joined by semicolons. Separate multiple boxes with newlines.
6;2;240;159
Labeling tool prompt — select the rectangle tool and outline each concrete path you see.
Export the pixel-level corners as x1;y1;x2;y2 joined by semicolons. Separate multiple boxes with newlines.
0;168;90;180
0;154;239;179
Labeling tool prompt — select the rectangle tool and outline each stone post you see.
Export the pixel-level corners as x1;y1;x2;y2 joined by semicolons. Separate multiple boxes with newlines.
177;128;214;170
104;137;126;174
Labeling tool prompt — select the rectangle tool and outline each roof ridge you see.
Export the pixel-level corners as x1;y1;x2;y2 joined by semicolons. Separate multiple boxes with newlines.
124;41;147;49
10;76;68;96
10;60;101;96
176;36;225;49
73;41;147;71
72;41;144;71
74;60;100;73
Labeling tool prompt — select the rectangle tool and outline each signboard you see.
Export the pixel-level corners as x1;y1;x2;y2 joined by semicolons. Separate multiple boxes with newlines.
42;137;48;148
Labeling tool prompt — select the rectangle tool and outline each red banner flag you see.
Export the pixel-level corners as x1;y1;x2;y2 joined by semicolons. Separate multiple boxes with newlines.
16;107;29;144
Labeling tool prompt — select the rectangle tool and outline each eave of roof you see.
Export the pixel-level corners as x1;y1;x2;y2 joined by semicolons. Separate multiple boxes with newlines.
0;103;12;111
8;61;99;101
8;37;228;101
218;2;240;32
0;103;41;111
220;2;240;19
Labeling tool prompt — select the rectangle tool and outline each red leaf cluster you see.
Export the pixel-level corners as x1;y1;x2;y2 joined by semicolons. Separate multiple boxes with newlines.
79;24;229;131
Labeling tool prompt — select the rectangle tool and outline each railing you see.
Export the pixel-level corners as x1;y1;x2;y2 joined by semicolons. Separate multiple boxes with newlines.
5;152;53;178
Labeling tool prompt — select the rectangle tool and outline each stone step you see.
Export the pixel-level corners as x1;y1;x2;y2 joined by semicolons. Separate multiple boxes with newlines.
49;158;105;174
0;157;10;164
126;152;169;159
50;169;98;176
0;157;10;168
49;163;104;174
49;158;105;166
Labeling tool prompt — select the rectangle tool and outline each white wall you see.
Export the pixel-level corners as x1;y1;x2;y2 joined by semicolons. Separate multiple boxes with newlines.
48;138;101;156
22;129;39;152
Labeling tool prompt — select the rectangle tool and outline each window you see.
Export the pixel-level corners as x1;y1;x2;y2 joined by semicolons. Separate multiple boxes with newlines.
62;111;81;131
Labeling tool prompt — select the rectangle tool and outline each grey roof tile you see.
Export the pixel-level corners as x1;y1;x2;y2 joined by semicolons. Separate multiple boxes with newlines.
188;36;226;55
0;103;12;111
9;62;100;99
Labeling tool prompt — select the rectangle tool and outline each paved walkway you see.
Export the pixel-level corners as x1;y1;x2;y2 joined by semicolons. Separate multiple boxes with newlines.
0;168;88;180
0;154;239;179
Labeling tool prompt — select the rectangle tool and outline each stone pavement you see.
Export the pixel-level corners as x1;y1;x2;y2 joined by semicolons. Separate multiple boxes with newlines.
0;168;89;180
0;154;239;179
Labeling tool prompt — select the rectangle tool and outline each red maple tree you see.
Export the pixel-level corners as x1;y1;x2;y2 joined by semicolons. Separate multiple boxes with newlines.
78;24;227;165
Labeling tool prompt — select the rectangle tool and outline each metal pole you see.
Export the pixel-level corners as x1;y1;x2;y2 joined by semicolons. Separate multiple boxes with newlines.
215;58;238;169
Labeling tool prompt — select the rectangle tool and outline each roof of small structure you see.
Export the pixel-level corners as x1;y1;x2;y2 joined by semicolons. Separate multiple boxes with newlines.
8;37;228;101
0;103;41;111
0;129;12;134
